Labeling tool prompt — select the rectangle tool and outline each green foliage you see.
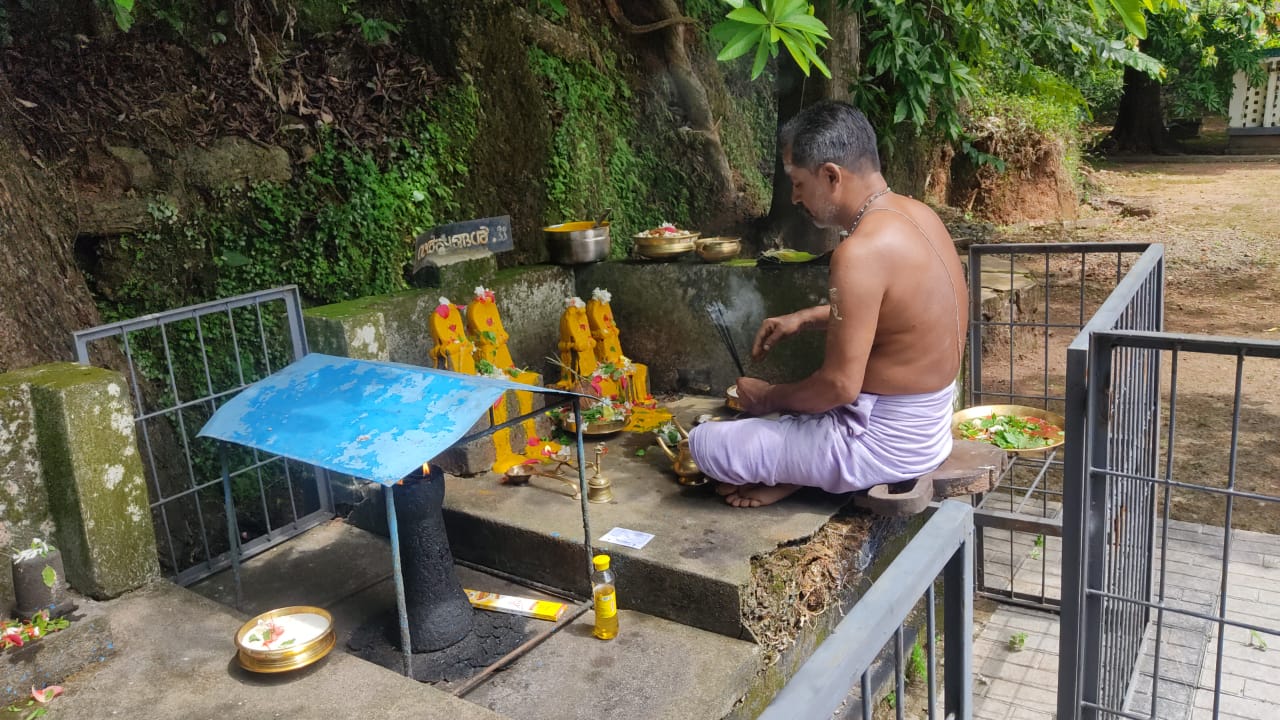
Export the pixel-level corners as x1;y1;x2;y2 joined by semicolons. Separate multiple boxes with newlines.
907;640;928;684
1146;2;1277;122
529;47;691;255
710;0;832;79
100;84;481;446
535;0;569;22
104;0;136;31
1008;631;1029;651
343;7;398;44
963;89;1083;179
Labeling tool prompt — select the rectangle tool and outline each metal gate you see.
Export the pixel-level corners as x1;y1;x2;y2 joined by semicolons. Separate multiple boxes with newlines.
74;286;333;585
1062;331;1280;719
966;242;1159;611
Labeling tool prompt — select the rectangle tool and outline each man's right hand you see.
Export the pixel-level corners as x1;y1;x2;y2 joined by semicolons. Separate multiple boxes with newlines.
751;314;804;360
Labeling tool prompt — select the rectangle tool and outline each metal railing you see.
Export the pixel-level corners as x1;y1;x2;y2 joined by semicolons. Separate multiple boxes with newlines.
73;286;332;584
1061;331;1280;720
1056;245;1165;717
759;501;974;720
966;243;1157;611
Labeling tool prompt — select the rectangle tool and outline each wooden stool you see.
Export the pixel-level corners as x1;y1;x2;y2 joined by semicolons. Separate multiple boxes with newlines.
852;440;1008;517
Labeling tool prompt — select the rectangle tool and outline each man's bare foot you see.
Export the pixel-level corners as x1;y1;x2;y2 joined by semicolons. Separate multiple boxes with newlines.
715;482;738;497
724;483;801;508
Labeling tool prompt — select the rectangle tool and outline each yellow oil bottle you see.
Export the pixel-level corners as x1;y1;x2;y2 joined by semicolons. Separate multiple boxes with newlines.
591;554;618;640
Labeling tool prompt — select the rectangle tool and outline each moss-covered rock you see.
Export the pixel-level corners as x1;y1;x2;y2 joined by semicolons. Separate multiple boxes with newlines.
3;363;158;599
0;378;56;614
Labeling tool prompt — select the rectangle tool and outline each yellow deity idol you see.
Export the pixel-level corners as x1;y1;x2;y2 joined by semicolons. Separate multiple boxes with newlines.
557;296;610;394
464;286;544;474
428;297;476;374
466;285;516;370
586;287;653;406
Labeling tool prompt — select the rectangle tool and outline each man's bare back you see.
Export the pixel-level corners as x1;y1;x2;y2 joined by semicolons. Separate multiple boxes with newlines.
836;194;967;397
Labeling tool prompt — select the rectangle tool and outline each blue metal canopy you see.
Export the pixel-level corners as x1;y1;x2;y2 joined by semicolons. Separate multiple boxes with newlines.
198;353;585;485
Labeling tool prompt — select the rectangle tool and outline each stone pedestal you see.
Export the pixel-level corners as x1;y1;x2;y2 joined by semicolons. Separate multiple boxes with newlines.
393;465;474;652
12;549;73;618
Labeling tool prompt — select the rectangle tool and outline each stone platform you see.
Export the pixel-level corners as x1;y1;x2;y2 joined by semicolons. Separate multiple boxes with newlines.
438;396;848;639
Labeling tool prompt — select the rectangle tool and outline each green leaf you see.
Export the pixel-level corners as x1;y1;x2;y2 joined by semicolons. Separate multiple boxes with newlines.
726;6;770;25
778;31;810;74
41;565;56;589
893;97;909;124
1108;0;1149;39
776;13;833;39
750;32;771;79
221;250;251;268
794;33;831;78
716;25;763;62
723;0;746;8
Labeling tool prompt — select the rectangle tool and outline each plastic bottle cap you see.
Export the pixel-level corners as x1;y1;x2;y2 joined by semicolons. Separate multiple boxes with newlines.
592;554;610;571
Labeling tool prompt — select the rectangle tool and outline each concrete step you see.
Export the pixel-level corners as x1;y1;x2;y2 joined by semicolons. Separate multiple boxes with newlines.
51;580;504;720
186;516;763;720
0;597;114;705
427;396;850;639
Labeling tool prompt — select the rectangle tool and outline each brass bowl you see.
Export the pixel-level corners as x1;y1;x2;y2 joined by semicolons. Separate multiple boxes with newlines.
696;237;741;263
235;605;335;673
952;404;1066;455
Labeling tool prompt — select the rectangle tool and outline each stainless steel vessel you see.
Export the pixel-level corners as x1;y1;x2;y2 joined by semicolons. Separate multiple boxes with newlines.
545;222;611;264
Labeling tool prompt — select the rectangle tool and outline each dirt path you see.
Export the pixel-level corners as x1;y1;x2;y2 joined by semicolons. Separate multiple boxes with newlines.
1001;158;1280;533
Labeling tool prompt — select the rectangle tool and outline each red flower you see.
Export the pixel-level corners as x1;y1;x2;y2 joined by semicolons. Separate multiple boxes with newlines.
435;304;451;319
3;626;25;647
32;685;63;704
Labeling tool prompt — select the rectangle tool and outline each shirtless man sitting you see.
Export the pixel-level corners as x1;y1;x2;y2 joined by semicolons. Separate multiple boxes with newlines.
688;100;968;508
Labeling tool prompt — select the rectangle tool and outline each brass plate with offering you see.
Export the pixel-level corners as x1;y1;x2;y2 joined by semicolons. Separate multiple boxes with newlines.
633;222;699;260
555;400;629;436
560;416;628;436
952;405;1066;455
235;606;336;673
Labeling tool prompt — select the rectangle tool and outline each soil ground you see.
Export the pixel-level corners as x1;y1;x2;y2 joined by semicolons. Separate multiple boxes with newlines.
994;155;1280;534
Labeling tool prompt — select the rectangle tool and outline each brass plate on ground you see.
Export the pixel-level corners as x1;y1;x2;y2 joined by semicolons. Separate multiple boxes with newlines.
951;404;1066;455
235;605;336;674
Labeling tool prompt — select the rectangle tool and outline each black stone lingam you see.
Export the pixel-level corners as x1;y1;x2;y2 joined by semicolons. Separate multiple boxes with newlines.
394;463;473;652
347;463;528;683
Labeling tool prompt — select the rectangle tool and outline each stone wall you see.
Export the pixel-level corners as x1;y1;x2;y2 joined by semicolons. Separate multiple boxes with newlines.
308;256;832;399
576;261;829;395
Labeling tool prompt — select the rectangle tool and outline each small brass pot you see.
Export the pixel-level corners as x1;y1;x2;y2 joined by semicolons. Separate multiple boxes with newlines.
695;237;741;263
655;420;705;486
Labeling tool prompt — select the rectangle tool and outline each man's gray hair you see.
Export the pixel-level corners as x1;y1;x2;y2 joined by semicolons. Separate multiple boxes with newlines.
779;101;881;174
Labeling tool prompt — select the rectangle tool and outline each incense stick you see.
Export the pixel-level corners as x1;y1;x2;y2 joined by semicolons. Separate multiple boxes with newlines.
706;301;745;377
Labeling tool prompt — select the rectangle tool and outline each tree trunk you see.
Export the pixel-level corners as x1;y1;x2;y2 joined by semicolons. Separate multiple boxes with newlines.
0;70;106;373
1110;41;1166;154
759;1;859;255
607;0;738;211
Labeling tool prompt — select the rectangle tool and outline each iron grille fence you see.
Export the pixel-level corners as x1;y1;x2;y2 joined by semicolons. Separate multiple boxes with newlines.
73;286;333;585
966;243;1159;611
759;500;974;720
1061;331;1280;720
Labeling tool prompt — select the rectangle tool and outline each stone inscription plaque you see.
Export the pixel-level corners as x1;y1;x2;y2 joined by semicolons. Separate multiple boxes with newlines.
413;216;513;271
